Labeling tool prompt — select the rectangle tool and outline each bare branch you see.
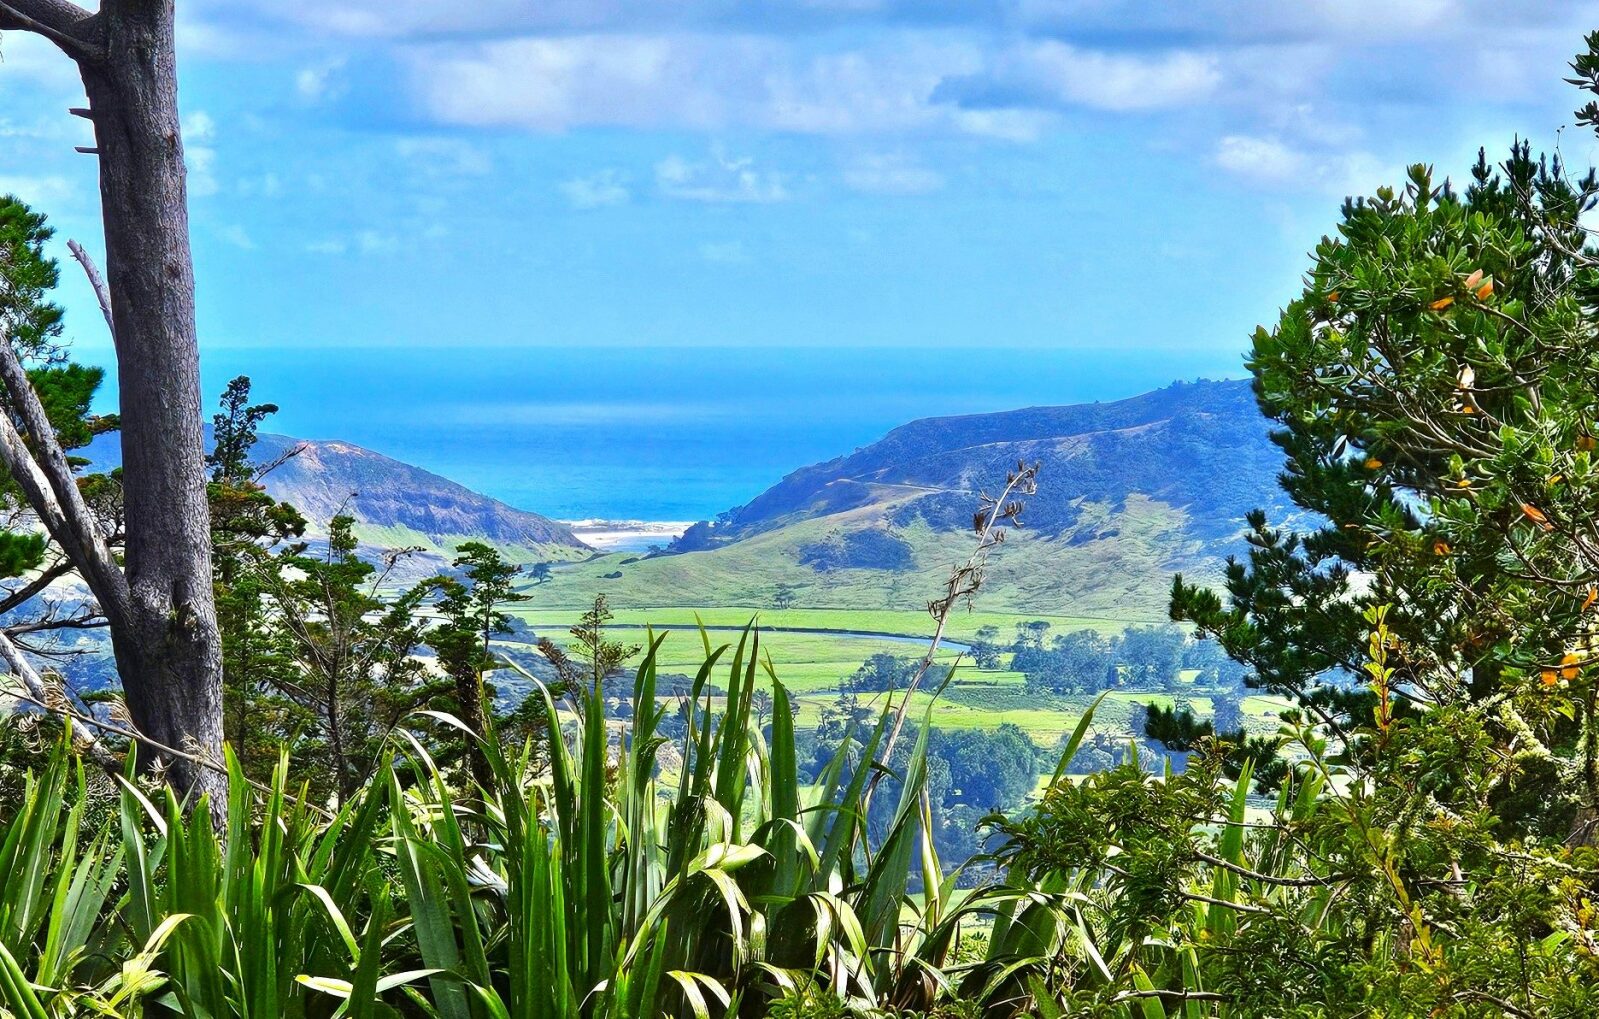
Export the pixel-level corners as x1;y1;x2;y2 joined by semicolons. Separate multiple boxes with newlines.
7;612;106;635
0;625;116;765
0;556;75;616
66;239;116;340
0;330;130;625
3;678;337;820
252;441;308;481
0;0;102;62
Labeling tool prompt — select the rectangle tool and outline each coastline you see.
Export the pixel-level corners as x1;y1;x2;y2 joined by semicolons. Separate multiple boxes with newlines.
564;519;694;553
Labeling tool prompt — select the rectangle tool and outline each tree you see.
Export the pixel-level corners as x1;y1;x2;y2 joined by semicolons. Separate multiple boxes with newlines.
943;724;1036;808
265;517;441;802
848;652;914;693
1142;703;1212;751
1119;624;1186;689
772;582;797;611
751;688;773;732
537;595;640;703
969;624;1002;669
1013;620;1051;651
1174;40;1599;843
428;542;527;788
0;197;118;662
528;561;552;585
0;1;221;803
1054;630;1113;692
205;377;307;781
815;692;873;745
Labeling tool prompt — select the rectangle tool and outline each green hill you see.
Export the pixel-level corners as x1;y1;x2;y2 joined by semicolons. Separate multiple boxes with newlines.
532;378;1295;619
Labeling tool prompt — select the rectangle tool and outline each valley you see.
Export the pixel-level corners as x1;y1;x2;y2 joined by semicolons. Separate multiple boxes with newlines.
57;375;1293;770
476;378;1296;771
498;605;1288;750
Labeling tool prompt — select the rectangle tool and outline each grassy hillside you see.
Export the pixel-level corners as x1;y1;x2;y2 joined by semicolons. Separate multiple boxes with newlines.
527;500;1193;618
526;378;1293;621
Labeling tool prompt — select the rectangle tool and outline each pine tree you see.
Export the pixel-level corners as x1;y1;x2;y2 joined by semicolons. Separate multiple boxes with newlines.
427;542;528;788
204;376;308;781
1172;52;1599;840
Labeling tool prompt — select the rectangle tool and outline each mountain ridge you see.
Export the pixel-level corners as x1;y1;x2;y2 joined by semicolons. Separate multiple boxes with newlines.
534;377;1294;618
84;429;591;562
676;377;1283;551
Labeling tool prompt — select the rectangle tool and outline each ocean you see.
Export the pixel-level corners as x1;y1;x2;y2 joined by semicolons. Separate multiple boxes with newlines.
110;344;1247;522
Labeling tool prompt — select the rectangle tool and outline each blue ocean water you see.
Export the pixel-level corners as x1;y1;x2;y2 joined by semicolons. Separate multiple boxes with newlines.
128;345;1246;521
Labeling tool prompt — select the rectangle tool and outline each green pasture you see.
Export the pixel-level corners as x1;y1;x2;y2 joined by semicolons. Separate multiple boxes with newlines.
511;604;1132;643
503;603;1292;753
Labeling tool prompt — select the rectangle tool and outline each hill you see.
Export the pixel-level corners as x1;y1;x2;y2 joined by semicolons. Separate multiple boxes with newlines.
84;430;591;564
530;378;1295;619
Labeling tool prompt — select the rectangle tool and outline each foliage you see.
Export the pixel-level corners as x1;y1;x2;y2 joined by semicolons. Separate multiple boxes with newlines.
1011;624;1224;696
0;194;64;358
259;515;444;801
968;625;1002;669
207;377;310;779
0;626;1013;1017
426;541;529;785
206;377;541;797
995;609;1599;1016
1143;703;1286;793
847;652;918;693
1171;91;1599;842
2;611;1594;1018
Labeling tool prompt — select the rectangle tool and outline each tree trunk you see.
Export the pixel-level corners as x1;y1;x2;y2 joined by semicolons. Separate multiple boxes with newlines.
77;0;224;806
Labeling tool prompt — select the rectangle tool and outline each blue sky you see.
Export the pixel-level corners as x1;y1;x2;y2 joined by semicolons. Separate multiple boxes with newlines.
4;2;1599;370
8;1;1599;518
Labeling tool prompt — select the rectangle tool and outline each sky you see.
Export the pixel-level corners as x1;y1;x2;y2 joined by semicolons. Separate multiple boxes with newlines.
5;1;1599;517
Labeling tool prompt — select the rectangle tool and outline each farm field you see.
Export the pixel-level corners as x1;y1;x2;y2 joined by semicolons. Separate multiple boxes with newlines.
502;604;1289;752
510;604;1133;643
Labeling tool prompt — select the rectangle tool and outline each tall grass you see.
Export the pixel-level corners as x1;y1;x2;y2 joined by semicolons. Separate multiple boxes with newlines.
0;622;1474;1018
0;624;1048;1017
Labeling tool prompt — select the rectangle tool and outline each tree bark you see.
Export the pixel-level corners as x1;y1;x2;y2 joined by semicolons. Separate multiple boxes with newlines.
78;1;224;805
0;0;225;806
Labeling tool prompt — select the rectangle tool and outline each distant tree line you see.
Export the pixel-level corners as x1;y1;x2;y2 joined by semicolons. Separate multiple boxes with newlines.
965;620;1249;693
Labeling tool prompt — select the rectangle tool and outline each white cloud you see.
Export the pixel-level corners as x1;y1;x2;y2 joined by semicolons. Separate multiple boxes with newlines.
1214;135;1305;182
357;230;398;254
0;174;75;205
0;32;86;96
560;169;630;208
840;153;943;195
204;0;1538;47
184;112;217;142
237;172;284;198
656;150;787;203
400;32;995;137
304;230;401;256
934;40;1222;113
1214;133;1397;196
